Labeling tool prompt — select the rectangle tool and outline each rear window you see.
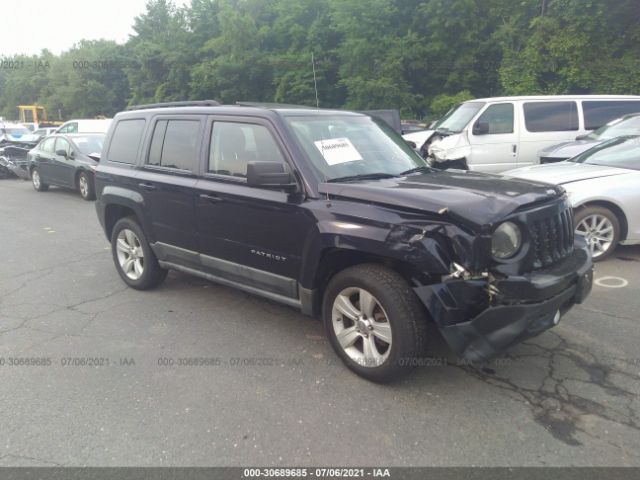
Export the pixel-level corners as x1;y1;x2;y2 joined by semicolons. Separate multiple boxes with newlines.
147;119;200;171
523;102;578;132
107;119;145;164
583;101;640;130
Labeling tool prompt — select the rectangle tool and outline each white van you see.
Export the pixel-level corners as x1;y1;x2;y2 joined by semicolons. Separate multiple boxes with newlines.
405;95;640;173
56;119;112;134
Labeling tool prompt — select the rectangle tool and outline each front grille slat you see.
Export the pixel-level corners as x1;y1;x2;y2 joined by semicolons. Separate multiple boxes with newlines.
529;207;574;269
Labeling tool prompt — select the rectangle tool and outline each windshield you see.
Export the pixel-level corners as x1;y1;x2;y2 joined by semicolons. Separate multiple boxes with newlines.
284;115;426;181
587;115;640;140
71;134;104;155
434;102;485;133
571;135;640;170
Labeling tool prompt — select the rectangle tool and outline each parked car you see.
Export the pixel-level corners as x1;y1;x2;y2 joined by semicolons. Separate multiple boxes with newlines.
504;135;640;261
404;95;640;173
95;100;592;382
538;113;640;164
0;143;33;179
56;119;112;134
0;123;32;143
28;133;104;200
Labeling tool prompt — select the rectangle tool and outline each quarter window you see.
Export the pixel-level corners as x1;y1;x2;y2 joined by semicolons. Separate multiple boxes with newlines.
147;119;200;171
583;101;640;130
107;119;145;164
474;103;514;134
208;122;285;177
523;102;578;132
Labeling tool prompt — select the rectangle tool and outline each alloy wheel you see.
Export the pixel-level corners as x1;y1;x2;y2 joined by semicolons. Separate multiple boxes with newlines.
576;214;615;259
79;175;89;198
116;229;145;280
331;287;392;368
32;170;41;189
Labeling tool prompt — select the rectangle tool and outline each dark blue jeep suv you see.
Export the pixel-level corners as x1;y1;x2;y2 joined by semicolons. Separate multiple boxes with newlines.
95;100;593;382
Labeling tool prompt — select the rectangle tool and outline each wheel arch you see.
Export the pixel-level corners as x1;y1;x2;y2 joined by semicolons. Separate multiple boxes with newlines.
104;203;144;239
307;248;436;317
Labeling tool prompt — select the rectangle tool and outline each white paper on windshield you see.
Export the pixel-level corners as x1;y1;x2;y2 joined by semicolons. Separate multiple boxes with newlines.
314;138;363;165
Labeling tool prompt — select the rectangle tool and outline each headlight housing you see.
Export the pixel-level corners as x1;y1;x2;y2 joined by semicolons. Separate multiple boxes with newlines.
492;221;522;260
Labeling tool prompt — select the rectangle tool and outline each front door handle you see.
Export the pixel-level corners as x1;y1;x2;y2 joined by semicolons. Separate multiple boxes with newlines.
138;182;156;191
199;193;222;203
511;144;517;156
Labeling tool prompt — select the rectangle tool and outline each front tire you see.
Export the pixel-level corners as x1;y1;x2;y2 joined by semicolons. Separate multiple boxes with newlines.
575;206;620;261
111;217;167;289
322;264;428;383
31;168;49;191
78;171;95;201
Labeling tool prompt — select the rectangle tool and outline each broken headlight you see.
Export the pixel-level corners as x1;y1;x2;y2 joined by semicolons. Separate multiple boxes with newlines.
492;221;521;260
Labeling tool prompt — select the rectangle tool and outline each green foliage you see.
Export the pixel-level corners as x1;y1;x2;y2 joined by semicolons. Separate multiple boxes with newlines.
0;0;638;122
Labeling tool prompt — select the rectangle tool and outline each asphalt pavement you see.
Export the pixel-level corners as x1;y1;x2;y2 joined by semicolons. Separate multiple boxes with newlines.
1;179;639;467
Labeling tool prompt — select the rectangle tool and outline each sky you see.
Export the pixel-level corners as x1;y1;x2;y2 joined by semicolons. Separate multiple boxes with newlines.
0;0;189;57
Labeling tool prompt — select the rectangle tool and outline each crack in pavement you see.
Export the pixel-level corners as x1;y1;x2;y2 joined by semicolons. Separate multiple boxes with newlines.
457;331;640;453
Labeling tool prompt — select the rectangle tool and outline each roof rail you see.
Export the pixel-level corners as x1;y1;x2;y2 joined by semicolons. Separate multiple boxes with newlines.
235;101;309;109
126;100;220;111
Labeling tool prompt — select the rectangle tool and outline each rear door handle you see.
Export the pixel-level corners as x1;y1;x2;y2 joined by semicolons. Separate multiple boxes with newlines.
138;182;156;191
511;144;517;156
199;193;222;203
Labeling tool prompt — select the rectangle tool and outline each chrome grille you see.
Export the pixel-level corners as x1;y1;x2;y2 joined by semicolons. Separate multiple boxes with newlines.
530;207;574;269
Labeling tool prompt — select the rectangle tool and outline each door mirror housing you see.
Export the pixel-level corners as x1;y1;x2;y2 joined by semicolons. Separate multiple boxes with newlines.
246;161;297;191
472;121;489;135
55;149;68;158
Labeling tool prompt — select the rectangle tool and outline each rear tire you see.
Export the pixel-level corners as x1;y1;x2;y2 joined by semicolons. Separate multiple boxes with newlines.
78;171;95;201
111;217;167;290
575;206;620;261
31;168;49;191
322;264;428;383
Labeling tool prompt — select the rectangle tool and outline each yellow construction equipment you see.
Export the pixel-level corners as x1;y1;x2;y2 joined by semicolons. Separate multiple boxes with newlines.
17;105;64;128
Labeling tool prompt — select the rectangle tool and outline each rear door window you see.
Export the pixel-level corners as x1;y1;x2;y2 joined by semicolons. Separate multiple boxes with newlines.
107;119;145;164
583;101;640;130
523;102;578;132
147;119;200;171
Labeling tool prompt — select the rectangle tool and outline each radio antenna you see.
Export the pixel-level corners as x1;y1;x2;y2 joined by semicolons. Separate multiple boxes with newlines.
311;52;320;109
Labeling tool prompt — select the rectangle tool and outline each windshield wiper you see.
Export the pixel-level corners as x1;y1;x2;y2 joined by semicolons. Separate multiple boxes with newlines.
327;172;397;183
400;165;432;175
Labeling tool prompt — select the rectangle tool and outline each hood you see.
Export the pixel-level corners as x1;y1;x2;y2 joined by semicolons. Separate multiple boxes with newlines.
319;170;563;229
539;139;601;159
504;161;631;186
402;129;435;149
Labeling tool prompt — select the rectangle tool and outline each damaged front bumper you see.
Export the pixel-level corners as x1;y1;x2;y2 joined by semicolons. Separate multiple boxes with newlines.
414;240;593;362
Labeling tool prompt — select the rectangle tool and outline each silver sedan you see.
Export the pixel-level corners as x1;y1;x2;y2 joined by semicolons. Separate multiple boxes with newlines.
503;135;640;261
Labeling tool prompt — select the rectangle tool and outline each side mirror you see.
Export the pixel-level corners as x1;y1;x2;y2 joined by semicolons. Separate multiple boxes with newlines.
405;140;417;149
247;161;297;191
472;121;489;135
55;149;68;158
